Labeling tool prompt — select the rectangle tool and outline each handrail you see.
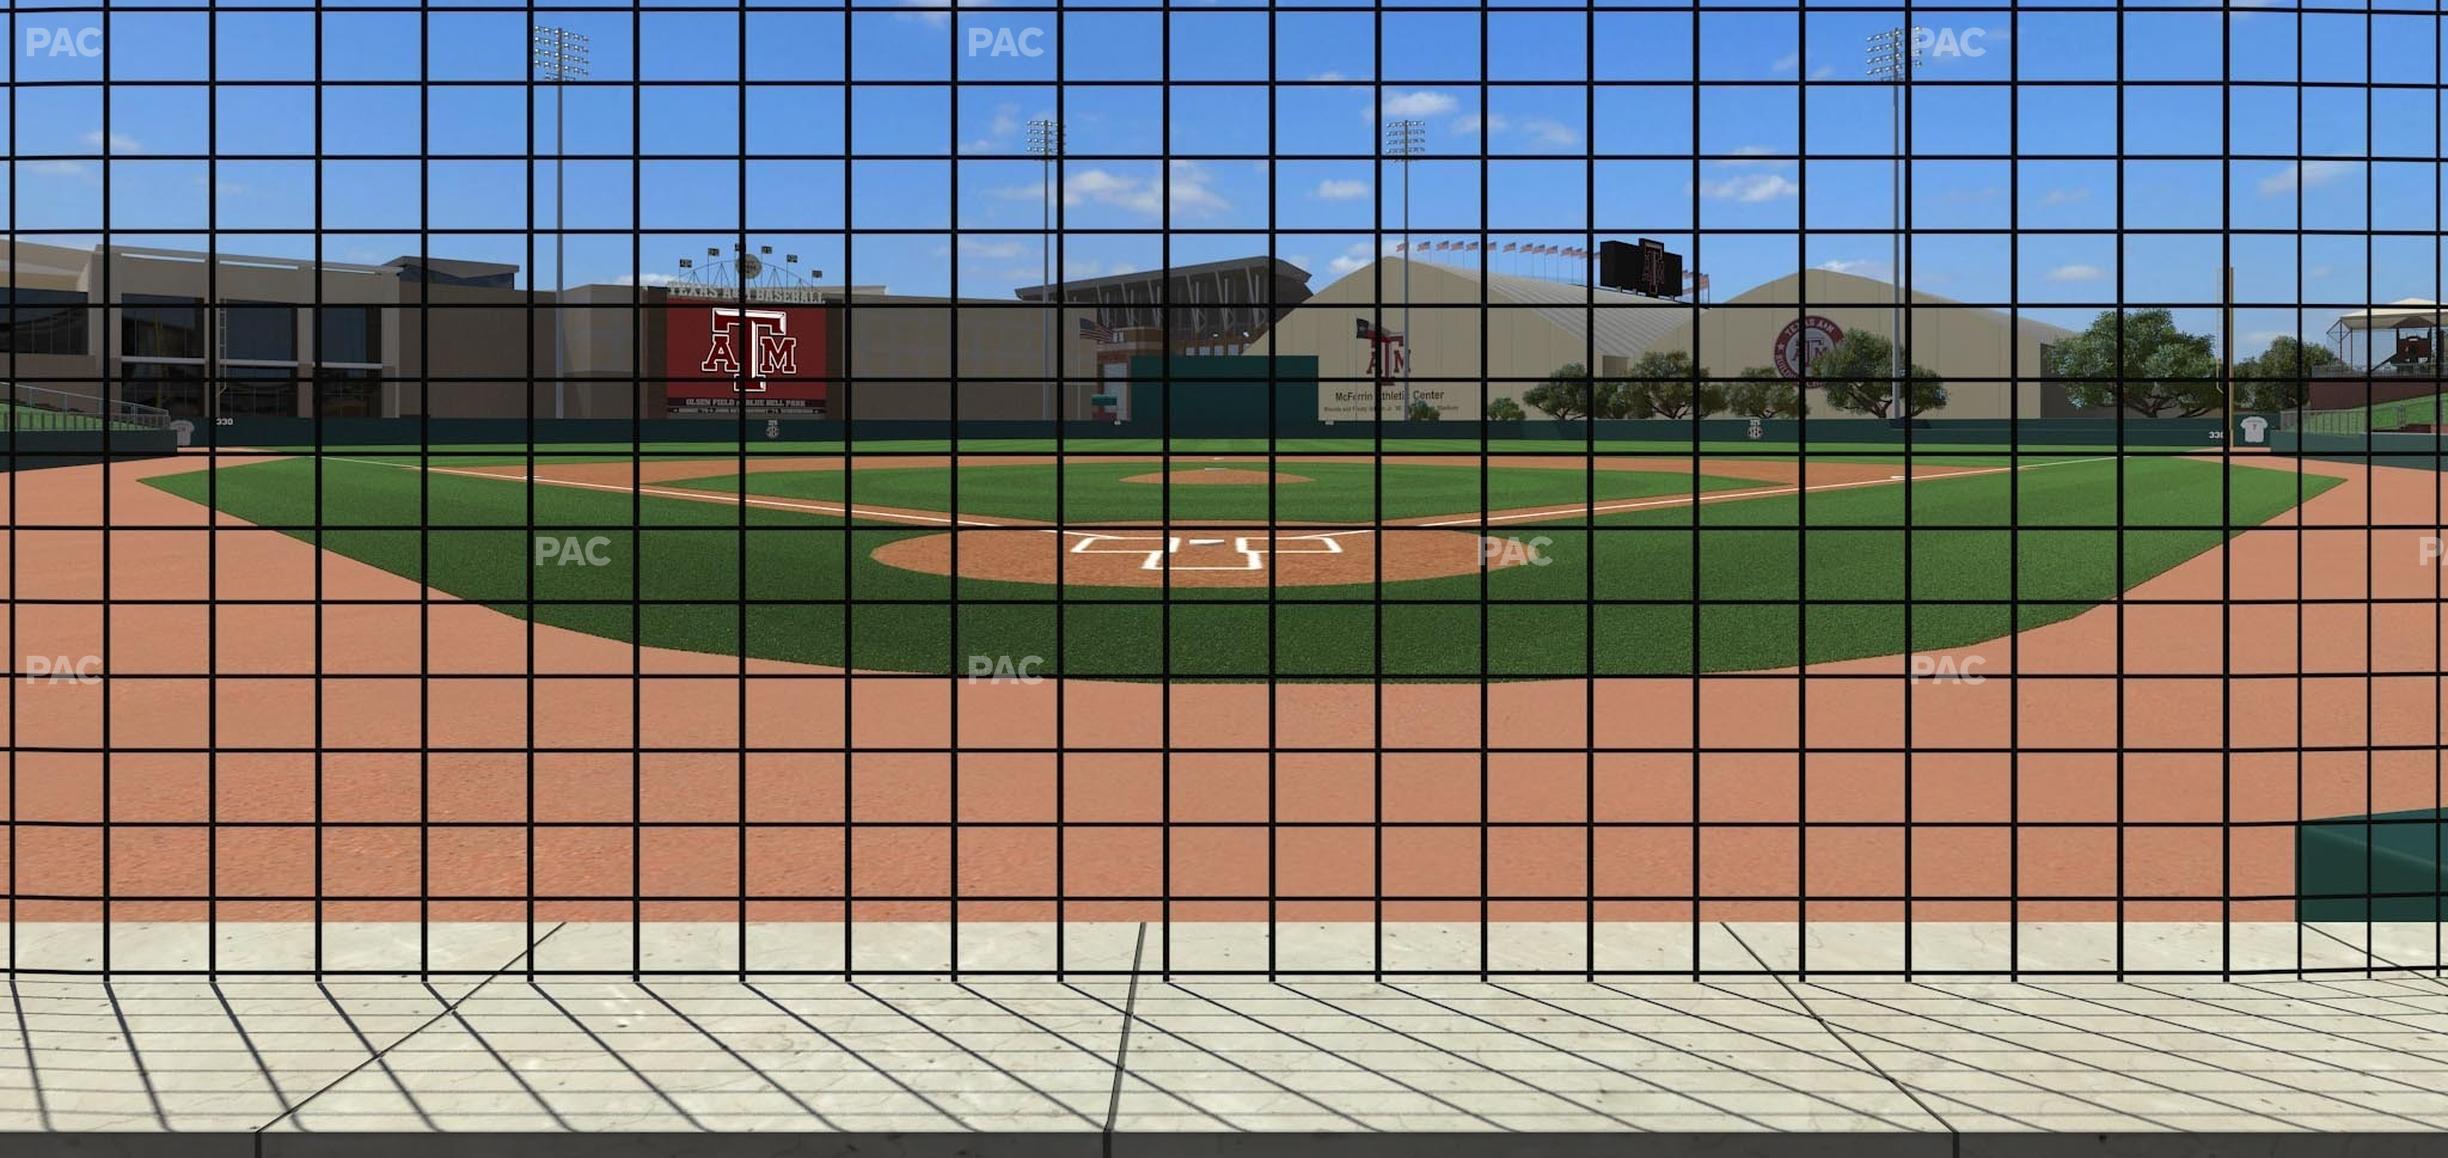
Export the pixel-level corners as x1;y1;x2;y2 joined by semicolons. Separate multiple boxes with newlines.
0;382;173;432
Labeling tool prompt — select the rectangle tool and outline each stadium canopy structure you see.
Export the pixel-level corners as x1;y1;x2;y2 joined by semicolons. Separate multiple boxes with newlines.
2327;298;2446;374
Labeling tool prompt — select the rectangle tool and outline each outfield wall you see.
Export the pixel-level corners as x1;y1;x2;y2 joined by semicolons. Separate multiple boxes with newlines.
203;412;2269;449
0;428;181;470
2272;429;2448;469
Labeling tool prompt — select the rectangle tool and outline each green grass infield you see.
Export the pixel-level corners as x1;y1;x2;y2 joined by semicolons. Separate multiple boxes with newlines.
667;460;1759;524
147;455;2338;679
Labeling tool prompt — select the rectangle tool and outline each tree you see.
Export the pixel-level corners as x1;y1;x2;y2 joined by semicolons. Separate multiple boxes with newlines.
1484;396;1527;422
1723;366;1802;419
2045;308;2224;417
1808;329;1947;418
2232;335;2343;413
1405;397;1442;421
1522;363;1616;421
1613;350;1725;419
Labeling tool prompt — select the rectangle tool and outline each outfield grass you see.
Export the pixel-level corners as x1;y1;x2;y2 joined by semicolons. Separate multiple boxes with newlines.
668;461;1759;524
146;456;2337;678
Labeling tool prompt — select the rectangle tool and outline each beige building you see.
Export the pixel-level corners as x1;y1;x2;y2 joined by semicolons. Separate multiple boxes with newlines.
1655;269;2077;421
1248;257;1689;420
0;237;1105;422
1250;259;2076;421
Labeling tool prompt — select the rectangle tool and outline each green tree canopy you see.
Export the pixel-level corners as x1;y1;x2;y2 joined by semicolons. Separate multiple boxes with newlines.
1724;367;1803;419
2045;308;2224;418
1484;395;1527;422
1613;349;1723;419
1522;363;1612;421
2232;335;2344;413
1808;329;1947;418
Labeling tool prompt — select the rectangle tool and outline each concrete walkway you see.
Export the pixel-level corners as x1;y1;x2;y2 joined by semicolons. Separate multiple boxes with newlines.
10;925;2448;1135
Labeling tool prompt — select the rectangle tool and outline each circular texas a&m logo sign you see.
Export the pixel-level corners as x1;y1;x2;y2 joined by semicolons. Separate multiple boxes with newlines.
1773;316;1845;379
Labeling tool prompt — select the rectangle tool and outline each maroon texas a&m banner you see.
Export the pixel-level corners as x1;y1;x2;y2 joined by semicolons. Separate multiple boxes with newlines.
663;304;830;414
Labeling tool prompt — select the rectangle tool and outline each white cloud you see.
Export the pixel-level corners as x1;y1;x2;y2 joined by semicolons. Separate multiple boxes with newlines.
1011;160;1230;220
1519;118;1580;148
958;237;1030;260
25;160;95;180
1369;89;1459;121
1808;64;1837;81
1309;71;1347;82
613;272;688;287
1313;179;1371;201
2047;263;2107;283
2039;187;2091;206
1325;241;1383;276
1770;51;1800;74
1816;259;1886;276
2258;160;2353;198
891;0;955;28
1451;112;1492;137
80;130;141;153
1698;171;1799;203
1162;161;1230;218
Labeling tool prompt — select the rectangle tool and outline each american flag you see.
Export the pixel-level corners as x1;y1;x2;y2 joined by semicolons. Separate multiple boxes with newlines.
1079;317;1119;343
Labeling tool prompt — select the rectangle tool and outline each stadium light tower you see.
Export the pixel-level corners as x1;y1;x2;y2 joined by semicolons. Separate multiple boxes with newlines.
533;25;588;420
1028;119;1063;423
1868;28;1919;421
1384;118;1427;418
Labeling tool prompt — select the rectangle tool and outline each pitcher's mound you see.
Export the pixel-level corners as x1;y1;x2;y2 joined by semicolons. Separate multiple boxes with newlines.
872;526;1527;588
1120;468;1311;485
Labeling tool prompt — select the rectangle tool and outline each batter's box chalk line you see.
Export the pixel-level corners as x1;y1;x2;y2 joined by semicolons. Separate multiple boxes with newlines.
1058;528;1361;571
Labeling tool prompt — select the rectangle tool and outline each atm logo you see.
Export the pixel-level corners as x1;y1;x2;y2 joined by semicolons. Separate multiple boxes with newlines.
700;308;798;391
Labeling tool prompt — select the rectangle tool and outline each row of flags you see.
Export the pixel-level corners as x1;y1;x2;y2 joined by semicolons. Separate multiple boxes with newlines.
1401;240;1711;292
1398;241;1585;257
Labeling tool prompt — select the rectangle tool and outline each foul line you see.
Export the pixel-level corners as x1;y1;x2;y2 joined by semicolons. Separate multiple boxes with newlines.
329;458;1020;528
333;454;2114;535
1414;456;2115;528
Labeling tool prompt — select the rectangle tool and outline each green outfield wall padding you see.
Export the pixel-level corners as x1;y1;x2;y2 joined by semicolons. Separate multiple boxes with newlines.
0;429;180;470
211;409;2267;450
2299;809;2448;923
1126;355;1326;439
2273;430;2448;470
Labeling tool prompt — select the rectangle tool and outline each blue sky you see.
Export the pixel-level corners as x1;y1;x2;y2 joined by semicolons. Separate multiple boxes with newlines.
8;4;2444;357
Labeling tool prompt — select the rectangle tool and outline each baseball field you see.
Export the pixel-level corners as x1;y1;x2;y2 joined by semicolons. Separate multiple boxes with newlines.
143;447;2332;677
6;435;2440;973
